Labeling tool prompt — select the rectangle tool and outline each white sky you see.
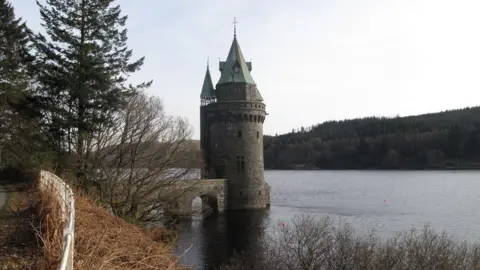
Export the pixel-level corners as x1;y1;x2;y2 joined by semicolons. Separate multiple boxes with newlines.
12;0;480;138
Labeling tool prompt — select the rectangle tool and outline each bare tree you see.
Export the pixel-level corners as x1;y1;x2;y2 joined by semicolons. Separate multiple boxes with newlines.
218;214;480;270
83;91;199;222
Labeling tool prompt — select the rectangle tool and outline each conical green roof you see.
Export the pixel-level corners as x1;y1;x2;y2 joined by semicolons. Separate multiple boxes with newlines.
254;88;263;101
200;65;215;98
217;36;256;85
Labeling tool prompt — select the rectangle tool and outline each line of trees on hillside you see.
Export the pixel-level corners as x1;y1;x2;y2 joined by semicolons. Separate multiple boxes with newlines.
0;0;196;222
264;107;480;170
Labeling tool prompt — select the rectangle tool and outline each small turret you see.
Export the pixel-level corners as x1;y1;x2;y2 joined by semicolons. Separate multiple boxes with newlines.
200;63;216;106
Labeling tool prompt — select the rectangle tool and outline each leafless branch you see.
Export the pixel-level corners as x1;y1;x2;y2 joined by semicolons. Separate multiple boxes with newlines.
81;91;198;222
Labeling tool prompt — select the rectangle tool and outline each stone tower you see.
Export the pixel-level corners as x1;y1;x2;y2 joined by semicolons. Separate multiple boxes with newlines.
199;29;270;210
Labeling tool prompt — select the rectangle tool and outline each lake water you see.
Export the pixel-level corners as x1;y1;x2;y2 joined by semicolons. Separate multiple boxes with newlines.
173;170;480;269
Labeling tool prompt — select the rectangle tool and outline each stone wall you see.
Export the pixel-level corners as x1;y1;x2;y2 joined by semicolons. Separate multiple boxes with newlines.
205;98;270;209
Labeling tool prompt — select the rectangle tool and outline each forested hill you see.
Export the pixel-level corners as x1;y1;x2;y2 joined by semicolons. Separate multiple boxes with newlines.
263;107;480;170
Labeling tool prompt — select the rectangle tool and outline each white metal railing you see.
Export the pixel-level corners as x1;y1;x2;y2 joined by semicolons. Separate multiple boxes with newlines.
38;170;75;270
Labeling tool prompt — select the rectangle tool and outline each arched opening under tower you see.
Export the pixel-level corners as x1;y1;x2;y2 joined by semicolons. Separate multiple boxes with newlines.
191;194;219;219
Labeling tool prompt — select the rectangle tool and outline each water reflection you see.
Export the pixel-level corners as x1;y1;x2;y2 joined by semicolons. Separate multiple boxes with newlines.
175;170;480;269
175;209;269;270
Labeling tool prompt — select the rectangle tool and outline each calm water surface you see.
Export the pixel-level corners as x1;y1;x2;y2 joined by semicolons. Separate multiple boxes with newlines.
173;170;480;269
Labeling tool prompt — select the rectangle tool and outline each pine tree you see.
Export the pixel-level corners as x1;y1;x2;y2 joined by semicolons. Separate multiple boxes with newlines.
28;0;151;171
0;0;32;164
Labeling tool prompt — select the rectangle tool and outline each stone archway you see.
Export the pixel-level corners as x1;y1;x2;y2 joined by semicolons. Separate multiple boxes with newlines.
162;179;227;218
191;194;219;217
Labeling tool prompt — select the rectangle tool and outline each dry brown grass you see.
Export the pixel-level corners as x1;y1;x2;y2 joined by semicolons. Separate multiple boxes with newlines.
72;193;189;269
35;183;70;269
34;179;190;270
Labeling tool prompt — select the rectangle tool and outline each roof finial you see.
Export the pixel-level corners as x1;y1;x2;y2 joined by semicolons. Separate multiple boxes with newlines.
207;56;209;68
233;17;238;37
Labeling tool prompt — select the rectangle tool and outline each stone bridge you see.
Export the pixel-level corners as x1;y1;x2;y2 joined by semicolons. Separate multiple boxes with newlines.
164;179;227;218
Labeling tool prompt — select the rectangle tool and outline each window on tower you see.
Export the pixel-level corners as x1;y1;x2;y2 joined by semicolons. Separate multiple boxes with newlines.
257;131;259;139
241;156;245;172
238;130;242;138
236;156;240;173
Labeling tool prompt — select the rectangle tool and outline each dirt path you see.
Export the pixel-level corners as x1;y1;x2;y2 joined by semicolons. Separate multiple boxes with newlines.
0;185;43;269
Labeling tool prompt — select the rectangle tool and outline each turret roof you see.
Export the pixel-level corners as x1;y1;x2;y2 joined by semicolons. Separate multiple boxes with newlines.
200;64;215;98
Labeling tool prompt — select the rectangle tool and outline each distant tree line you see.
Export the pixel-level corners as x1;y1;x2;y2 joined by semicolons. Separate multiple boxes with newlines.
264;107;480;170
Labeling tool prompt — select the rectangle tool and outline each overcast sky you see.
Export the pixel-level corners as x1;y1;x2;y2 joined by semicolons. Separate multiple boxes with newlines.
12;0;480;139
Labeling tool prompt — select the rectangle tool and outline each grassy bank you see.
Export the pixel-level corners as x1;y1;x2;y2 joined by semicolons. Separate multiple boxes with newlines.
33;176;188;269
70;192;187;269
0;173;188;269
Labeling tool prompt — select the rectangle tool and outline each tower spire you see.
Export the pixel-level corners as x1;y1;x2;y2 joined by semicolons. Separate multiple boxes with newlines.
200;62;215;100
217;21;256;86
233;17;238;37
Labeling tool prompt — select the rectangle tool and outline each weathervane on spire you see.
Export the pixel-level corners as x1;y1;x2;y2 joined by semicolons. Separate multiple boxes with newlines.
233;17;238;37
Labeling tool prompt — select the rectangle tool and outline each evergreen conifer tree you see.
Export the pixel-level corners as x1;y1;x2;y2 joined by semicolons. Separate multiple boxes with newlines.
28;0;151;172
0;0;32;164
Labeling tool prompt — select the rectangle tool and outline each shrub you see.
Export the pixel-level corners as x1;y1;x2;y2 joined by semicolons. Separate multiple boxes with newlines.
218;214;480;270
